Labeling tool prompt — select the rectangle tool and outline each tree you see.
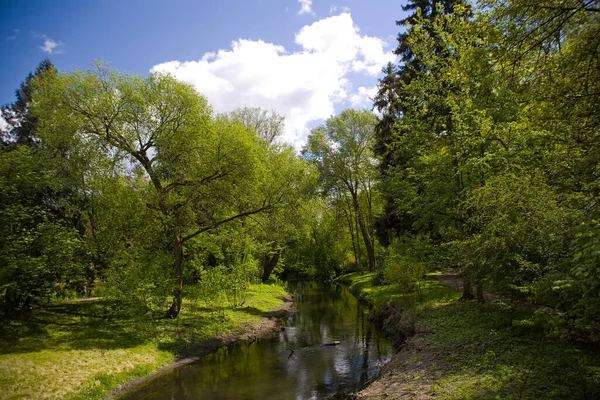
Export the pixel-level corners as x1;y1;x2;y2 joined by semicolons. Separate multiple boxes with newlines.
33;65;295;318
1;59;56;147
374;0;600;317
0;61;96;314
303;109;380;271
0;146;88;313
373;0;472;245
224;106;285;146
222;107;316;281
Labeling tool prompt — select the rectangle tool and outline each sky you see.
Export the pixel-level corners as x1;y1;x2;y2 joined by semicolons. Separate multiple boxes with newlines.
1;0;407;147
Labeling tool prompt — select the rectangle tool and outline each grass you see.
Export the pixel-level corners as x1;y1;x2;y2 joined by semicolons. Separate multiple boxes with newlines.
340;272;458;308
0;282;288;400
340;272;600;399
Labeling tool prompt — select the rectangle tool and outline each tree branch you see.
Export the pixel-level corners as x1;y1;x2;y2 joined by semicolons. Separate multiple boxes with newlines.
182;204;272;242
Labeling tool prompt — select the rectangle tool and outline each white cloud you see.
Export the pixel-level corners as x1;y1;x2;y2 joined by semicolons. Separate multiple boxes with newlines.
32;33;64;54
151;13;394;148
350;86;378;107
41;37;61;54
298;0;314;15
329;5;351;14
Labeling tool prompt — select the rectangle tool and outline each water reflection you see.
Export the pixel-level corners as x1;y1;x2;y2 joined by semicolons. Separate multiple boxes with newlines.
120;284;393;400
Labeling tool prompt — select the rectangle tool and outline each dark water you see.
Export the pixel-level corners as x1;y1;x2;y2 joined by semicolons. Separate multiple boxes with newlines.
120;284;394;400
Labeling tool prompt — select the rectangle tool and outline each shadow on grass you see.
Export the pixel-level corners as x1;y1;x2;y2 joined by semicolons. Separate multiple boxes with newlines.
403;298;600;399
343;272;600;398
235;305;276;318
0;300;151;354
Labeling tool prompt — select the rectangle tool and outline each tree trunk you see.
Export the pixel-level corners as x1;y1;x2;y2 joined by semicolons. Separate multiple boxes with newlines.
343;206;360;270
166;234;184;319
461;274;474;300
261;249;281;282
352;192;375;271
475;282;485;303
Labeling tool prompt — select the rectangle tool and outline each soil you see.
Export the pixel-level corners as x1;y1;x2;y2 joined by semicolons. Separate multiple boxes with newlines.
356;273;464;399
110;296;295;398
356;273;534;399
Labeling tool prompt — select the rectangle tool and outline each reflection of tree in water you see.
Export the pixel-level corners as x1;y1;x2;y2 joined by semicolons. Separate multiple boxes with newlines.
121;284;393;400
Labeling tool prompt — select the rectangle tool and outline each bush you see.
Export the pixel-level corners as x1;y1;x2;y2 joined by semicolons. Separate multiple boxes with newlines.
383;238;427;293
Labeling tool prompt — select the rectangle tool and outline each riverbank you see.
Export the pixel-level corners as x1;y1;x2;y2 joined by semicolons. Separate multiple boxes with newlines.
0;283;292;400
340;272;600;399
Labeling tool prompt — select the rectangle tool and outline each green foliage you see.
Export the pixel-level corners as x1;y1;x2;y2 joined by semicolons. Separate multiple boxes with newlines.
282;198;353;281
1;59;56;146
372;0;600;336
457;173;574;297
0;146;89;312
561;217;600;336
344;272;600;399
303;109;382;272
0;283;287;400
27;63;309;318
382;239;427;294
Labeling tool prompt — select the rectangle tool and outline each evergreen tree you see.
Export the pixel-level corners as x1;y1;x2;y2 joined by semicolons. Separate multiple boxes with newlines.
1;59;56;147
373;0;472;243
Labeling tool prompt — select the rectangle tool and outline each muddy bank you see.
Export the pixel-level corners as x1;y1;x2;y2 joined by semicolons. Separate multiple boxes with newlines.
356;329;434;399
340;280;424;399
111;296;295;398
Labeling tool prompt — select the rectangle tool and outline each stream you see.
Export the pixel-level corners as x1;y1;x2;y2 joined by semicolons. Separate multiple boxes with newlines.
119;283;394;399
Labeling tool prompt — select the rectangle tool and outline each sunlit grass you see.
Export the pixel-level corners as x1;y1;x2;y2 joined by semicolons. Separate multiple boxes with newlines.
0;282;287;400
340;272;459;309
342;272;600;399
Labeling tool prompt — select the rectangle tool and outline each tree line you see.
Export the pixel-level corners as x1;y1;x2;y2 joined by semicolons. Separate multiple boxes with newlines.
372;0;600;336
1;0;599;337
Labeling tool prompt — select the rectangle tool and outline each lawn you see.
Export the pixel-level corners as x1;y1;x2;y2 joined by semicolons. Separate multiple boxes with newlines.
341;273;600;399
0;282;288;400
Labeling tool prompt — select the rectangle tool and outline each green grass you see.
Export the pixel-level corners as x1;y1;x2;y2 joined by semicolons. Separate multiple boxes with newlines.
0;282;288;400
340;272;459;309
342;273;600;399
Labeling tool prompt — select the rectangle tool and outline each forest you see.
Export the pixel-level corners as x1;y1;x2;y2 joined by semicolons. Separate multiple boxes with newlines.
1;0;599;399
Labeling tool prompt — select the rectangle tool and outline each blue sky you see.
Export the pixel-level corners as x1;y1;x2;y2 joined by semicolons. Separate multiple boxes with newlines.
1;0;407;146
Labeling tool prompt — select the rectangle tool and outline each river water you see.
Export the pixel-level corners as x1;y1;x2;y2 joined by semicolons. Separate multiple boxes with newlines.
120;283;394;399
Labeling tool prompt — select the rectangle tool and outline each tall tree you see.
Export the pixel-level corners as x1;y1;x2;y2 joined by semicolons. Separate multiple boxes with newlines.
373;0;472;245
224;106;285;146
303;109;380;271
1;59;56;147
32;65;296;318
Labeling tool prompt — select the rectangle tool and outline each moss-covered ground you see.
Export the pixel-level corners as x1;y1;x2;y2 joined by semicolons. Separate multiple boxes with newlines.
0;283;288;400
340;272;600;399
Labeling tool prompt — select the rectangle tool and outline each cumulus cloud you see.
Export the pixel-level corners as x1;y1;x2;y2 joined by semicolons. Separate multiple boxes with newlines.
298;0;314;15
350;86;378;107
151;13;394;148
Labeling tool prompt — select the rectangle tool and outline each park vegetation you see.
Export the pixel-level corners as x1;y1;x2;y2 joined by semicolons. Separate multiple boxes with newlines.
0;0;599;398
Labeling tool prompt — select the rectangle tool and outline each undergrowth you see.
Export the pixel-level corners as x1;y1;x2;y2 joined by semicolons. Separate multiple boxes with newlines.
340;272;600;399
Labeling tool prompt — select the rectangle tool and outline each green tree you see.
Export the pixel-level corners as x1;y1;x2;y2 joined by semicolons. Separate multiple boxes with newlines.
33;65;295;318
303;109;380;271
0;146;87;313
1;59;56;147
373;0;472;245
222;107;317;281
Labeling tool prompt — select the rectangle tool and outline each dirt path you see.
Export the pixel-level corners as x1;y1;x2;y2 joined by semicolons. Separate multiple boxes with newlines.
434;272;509;303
